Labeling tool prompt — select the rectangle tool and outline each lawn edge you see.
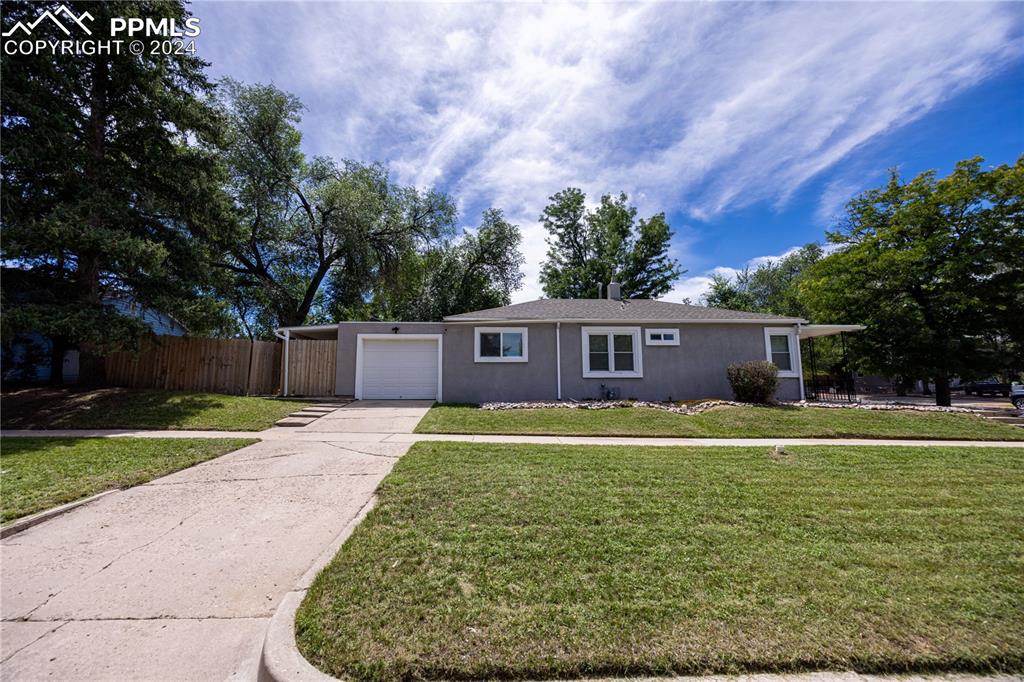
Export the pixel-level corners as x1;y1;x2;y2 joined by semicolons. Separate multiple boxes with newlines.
259;495;379;682
415;404;1024;441
414;426;1024;441
1;436;259;524
0;488;119;539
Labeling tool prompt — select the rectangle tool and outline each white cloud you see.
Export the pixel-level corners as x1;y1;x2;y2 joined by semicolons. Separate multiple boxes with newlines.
195;1;1023;303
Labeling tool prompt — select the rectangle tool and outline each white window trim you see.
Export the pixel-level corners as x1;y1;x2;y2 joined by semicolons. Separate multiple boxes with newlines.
582;326;643;378
354;333;443;401
764;327;799;378
645;328;680;346
474;327;529;363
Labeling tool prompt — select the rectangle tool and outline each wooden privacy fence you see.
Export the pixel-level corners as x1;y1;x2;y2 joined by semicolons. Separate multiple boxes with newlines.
105;335;281;395
285;339;337;396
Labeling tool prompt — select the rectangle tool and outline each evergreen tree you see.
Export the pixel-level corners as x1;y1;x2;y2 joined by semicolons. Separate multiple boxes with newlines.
1;1;232;383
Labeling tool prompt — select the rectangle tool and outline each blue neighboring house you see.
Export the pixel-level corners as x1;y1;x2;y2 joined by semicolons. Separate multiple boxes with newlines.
2;296;188;385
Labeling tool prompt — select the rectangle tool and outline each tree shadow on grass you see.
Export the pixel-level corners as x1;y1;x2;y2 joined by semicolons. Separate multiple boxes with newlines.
1;387;230;429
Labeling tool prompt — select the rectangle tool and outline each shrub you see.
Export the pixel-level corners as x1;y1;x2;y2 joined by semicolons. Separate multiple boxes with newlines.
727;360;779;403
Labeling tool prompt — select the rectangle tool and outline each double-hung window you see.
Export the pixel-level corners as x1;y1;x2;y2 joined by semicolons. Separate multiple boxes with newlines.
763;327;799;377
582;327;642;378
474;327;528;362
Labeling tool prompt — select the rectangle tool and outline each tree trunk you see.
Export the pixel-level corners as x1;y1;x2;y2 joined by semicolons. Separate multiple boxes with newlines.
895;376;910;397
76;252;106;386
934;375;951;407
77;57;108;387
48;337;67;386
277;309;306;329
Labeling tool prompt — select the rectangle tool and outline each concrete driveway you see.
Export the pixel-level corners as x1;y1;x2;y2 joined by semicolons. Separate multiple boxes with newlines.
300;399;434;433
0;436;408;681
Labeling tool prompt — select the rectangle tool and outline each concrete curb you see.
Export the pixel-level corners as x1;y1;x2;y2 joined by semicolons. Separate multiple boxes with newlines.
257;495;378;682
0;489;119;538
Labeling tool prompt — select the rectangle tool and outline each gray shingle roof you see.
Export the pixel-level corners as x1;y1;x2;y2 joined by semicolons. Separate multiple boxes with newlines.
443;299;805;323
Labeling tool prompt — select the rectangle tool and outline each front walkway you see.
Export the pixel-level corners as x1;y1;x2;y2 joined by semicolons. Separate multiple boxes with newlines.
300;399;434;433
0;436;408;680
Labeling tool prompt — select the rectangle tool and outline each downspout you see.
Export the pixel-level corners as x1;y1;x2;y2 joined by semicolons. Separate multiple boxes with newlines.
556;322;562;400
795;323;805;401
272;329;291;397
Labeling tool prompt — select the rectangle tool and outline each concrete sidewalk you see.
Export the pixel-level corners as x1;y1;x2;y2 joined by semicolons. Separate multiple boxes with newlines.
4;428;1024;448
0;437;408;680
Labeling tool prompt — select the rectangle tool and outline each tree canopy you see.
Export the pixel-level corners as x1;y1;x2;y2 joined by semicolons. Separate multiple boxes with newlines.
341;208;525;322
539;189;683;299
1;0;233;382
207;79;459;334
704;244;824;319
800;156;1024;405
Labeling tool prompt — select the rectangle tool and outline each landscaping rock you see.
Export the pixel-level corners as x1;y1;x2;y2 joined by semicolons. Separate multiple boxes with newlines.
479;398;981;415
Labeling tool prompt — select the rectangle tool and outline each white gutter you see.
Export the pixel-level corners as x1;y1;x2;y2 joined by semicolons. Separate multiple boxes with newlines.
556;322;562;400
443;317;809;325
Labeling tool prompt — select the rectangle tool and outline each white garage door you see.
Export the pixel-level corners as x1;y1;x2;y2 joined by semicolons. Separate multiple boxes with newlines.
359;337;439;400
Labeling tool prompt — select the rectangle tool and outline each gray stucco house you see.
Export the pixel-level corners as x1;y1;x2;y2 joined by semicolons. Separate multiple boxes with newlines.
276;286;861;402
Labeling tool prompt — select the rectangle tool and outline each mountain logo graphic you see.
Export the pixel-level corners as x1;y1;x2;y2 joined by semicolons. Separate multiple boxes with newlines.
3;5;94;37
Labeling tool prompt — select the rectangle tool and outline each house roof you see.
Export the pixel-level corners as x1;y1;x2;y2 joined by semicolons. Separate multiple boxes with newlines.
443;298;807;324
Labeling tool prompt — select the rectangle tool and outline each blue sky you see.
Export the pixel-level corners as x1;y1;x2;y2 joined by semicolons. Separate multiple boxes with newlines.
193;1;1024;302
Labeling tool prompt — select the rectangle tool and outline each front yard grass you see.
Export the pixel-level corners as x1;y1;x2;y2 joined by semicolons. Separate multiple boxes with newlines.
297;442;1024;680
1;387;307;431
415;403;1024;440
1;437;255;522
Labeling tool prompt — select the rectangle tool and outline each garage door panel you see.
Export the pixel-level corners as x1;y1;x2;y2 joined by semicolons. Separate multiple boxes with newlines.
360;338;439;400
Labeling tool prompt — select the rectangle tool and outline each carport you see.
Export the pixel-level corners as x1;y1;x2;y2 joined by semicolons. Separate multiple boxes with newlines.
799;324;865;401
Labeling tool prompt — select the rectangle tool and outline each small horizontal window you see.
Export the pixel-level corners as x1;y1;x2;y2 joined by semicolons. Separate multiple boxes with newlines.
474;327;528;363
645;328;680;346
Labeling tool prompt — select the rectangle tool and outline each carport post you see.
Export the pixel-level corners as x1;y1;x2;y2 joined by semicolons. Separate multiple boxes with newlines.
556;322;562;400
283;329;290;397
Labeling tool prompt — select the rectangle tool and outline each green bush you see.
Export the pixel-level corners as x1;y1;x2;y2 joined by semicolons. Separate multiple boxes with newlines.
727;360;779;403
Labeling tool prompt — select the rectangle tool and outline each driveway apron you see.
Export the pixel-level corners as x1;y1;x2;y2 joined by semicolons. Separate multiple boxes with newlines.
0;432;411;681
299;399;434;433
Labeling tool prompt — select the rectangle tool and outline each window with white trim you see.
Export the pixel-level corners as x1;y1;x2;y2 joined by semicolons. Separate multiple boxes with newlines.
764;327;799;378
582;327;643;378
474;327;528;362
645;328;679;346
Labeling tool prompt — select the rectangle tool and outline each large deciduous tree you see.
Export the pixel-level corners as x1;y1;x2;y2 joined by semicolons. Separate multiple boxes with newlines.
346;209;525;321
539;189;683;299
704;244;824;318
209;80;457;334
1;0;232;383
800;156;1024;406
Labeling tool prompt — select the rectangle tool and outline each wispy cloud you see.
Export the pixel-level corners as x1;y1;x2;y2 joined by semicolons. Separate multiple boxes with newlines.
196;1;1024;302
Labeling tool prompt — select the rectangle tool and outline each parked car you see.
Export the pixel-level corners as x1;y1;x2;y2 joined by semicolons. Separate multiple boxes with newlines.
962;380;1012;397
1011;383;1024;410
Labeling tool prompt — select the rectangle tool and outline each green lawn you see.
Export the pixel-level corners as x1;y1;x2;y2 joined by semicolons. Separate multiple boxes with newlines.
415;404;1024;440
297;442;1024;680
1;437;255;522
1;387;307;431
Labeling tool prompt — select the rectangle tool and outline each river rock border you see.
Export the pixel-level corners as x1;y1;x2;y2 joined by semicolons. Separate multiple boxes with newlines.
479;399;978;415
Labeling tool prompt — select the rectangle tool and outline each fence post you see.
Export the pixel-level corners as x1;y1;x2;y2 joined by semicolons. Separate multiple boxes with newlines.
244;339;254;396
